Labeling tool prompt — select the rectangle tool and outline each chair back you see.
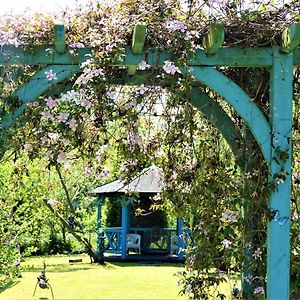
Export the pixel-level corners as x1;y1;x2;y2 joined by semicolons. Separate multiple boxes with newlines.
170;235;179;254
127;234;141;247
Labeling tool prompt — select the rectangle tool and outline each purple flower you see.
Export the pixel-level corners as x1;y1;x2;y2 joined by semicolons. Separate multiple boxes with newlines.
221;209;239;223
129;133;140;145
68;119;77;131
80;99;92;108
252;248;263;260
85;167;93;176
56;112;69;123
64;90;77;101
292;211;299;220
57;152;68;164
99;168;110;179
222;239;232;249
45;97;57;109
163;60;180;75
45;69;57;81
69;42;85;48
48;132;59;144
47;199;59;206
253;286;265;295
167;20;187;33
107;91;118;100
136;84;148;95
137;60;150;70
23;143;32;151
124;99;136;109
96;145;108;160
41;110;53;121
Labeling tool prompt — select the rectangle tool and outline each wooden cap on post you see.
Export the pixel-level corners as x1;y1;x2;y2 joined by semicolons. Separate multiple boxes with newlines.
203;23;225;55
54;24;66;54
128;23;147;75
281;23;300;53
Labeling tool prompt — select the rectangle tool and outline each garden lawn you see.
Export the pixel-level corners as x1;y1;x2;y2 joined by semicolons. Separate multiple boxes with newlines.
0;254;187;300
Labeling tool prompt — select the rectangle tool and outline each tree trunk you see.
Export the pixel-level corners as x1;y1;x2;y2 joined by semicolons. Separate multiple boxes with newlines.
44;200;105;264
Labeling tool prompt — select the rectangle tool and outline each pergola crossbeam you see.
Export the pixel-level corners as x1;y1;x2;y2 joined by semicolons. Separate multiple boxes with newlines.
3;45;300;67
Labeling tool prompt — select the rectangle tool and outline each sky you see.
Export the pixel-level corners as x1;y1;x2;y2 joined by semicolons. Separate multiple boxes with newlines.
0;0;88;14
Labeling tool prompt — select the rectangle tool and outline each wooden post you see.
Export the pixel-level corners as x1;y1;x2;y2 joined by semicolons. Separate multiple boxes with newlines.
54;24;66;54
177;218;184;261
267;48;293;299
121;202;130;259
97;196;104;254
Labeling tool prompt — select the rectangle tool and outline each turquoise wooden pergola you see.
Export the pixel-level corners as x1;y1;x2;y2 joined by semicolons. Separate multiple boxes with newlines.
1;22;300;298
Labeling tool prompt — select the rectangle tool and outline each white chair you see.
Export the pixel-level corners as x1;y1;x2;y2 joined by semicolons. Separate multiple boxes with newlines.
170;235;179;255
126;234;141;254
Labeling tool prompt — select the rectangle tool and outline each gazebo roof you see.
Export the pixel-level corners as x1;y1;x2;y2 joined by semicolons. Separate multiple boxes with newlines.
90;165;163;196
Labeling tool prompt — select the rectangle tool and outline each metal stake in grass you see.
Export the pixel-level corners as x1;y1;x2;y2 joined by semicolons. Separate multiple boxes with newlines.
33;260;55;300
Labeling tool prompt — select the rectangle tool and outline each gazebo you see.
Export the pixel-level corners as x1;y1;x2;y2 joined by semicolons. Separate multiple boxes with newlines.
90;166;185;261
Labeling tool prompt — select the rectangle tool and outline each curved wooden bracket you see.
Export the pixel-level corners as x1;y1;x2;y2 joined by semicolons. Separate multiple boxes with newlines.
182;66;271;162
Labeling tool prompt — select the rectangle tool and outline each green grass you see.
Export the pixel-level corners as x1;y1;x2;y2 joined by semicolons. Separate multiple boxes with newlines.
0;255;187;300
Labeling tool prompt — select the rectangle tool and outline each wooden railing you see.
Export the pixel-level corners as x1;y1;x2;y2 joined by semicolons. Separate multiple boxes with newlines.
103;227;179;254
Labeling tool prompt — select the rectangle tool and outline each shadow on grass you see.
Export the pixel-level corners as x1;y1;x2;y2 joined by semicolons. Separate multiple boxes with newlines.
110;262;183;268
24;261;180;273
25;262;111;273
0;280;20;293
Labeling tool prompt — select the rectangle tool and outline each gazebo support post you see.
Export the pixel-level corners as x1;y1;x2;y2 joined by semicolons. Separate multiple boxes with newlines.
177;218;184;261
121;202;130;259
267;49;293;299
97;196;105;254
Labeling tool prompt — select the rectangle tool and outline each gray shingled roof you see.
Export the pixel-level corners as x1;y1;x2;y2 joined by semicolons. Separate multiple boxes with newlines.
90;166;163;195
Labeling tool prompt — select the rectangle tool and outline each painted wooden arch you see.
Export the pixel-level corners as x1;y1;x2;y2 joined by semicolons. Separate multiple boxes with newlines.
3;67;244;166
184;66;271;162
4;63;266;168
1;65;80;135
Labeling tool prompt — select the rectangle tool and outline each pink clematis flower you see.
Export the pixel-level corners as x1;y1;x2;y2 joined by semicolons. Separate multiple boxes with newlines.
68;119;78;131
222;239;232;249
163;60;181;75
45;69;57;81
45;97;57;109
99;168;110;179
41;110;53;121
56;112;69;123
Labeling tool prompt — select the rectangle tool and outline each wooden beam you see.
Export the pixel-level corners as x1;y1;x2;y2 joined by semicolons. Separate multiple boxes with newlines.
54;24;66;54
128;23;146;75
203;23;224;55
4;45;300;67
281;23;300;53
